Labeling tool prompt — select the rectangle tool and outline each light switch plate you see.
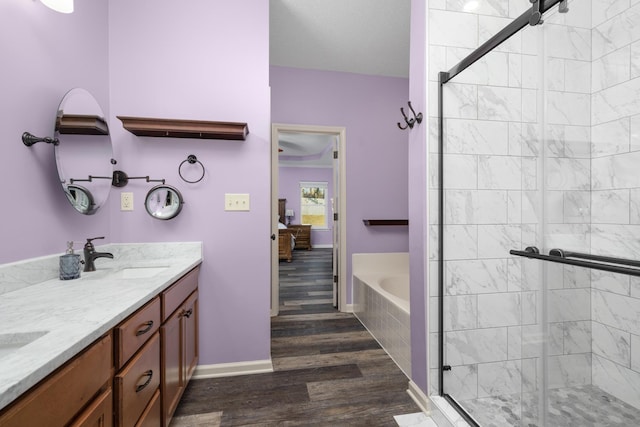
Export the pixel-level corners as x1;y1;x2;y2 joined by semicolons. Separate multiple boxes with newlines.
121;192;134;211
225;193;250;211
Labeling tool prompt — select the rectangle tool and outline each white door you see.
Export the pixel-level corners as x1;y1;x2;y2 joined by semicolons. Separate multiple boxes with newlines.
270;125;280;317
332;135;340;308
271;123;347;315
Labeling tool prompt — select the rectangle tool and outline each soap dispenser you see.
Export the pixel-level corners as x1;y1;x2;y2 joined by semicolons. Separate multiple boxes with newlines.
59;241;81;280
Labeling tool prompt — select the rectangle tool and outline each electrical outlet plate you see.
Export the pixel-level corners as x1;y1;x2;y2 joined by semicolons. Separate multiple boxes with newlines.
225;193;250;211
121;192;134;211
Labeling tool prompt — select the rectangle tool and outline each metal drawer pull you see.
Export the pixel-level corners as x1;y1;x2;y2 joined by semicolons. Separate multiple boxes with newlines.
135;321;154;336
183;309;193;318
135;370;153;393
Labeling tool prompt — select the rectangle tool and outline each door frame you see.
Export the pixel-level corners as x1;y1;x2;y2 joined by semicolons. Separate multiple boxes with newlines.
271;123;347;316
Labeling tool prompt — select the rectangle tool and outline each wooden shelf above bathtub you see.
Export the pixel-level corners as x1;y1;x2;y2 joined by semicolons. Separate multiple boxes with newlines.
117;116;249;140
56;114;109;135
363;219;409;226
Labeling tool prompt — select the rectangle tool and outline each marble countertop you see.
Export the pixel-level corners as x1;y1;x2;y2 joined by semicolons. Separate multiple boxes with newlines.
0;242;203;411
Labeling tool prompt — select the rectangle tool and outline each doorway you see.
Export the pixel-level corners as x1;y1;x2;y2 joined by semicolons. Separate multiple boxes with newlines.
271;123;347;316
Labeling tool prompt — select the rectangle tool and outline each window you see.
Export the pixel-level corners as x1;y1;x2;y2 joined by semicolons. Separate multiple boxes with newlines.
300;182;328;229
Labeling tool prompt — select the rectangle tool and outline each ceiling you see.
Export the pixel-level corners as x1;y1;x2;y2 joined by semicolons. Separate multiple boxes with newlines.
271;0;411;167
278;131;337;168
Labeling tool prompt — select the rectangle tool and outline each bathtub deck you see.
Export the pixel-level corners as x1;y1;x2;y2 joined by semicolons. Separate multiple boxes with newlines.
172;248;422;426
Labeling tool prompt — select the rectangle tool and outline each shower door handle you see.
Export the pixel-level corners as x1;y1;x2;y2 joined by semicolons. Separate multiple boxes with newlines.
510;247;640;277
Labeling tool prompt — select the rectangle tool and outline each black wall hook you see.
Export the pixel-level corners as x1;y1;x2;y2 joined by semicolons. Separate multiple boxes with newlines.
397;101;423;130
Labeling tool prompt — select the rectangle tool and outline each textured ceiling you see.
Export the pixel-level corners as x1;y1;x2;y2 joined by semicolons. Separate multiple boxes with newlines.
278;132;336;168
270;0;411;78
271;0;411;166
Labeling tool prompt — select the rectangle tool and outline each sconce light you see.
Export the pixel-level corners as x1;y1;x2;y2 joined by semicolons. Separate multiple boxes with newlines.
40;0;74;14
285;209;295;225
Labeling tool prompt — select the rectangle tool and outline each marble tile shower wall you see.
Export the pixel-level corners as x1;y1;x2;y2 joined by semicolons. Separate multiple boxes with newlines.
427;0;598;401
589;0;640;409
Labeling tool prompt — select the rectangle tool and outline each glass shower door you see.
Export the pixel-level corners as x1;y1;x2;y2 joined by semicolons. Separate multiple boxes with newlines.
439;15;546;426
537;1;640;425
440;0;640;425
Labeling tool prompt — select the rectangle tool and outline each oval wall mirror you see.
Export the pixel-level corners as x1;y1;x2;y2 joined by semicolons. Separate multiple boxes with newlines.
54;88;113;215
145;185;184;220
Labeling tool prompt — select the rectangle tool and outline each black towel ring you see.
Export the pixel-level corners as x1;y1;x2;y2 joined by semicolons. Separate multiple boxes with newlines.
178;154;205;184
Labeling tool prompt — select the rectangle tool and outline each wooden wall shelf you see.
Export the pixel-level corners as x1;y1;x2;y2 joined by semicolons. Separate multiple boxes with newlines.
56;114;109;135
363;219;409;226
117;116;249;140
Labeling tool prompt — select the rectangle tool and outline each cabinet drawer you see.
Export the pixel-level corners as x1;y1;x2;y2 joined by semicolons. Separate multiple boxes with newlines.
115;297;161;369
135;389;161;427
115;332;160;427
162;266;199;320
69;387;113;427
0;334;112;427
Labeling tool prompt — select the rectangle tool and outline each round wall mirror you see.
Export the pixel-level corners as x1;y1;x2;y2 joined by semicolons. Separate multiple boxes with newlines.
54;88;113;215
145;185;184;220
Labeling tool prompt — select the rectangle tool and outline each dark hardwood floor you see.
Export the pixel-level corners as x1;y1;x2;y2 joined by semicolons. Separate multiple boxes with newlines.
172;248;420;426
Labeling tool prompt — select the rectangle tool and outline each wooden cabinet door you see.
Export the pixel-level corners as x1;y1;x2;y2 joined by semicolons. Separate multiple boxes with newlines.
0;334;112;427
183;291;199;383
161;308;183;427
69;388;113;427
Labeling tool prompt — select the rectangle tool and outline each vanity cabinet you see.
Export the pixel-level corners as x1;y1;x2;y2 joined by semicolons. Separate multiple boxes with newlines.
0;334;113;427
161;267;199;427
0;264;200;427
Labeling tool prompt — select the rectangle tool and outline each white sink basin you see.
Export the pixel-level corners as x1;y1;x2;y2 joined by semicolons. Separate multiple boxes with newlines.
0;331;49;359
115;266;169;279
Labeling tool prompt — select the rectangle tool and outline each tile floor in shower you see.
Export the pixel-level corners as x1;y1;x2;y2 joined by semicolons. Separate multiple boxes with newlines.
459;384;640;427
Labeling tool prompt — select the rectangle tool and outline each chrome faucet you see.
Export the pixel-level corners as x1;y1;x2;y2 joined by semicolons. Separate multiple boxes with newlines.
83;236;114;272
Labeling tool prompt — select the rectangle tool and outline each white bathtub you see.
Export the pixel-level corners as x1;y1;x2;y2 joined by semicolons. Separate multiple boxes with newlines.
352;253;411;376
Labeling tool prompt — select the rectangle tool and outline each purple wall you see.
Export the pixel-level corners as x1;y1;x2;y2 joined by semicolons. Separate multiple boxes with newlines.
0;0;111;263
278;166;333;246
270;66;410;303
408;0;429;393
108;0;271;365
2;1;428;383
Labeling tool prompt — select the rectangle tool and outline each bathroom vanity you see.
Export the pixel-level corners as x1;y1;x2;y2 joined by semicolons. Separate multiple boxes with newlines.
0;242;202;427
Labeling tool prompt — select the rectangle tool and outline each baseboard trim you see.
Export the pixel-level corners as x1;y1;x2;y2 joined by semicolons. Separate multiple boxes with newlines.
407;380;431;415
342;303;354;313
192;359;274;379
312;244;333;249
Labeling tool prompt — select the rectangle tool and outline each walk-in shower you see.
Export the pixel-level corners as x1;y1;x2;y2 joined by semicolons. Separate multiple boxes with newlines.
436;0;640;425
